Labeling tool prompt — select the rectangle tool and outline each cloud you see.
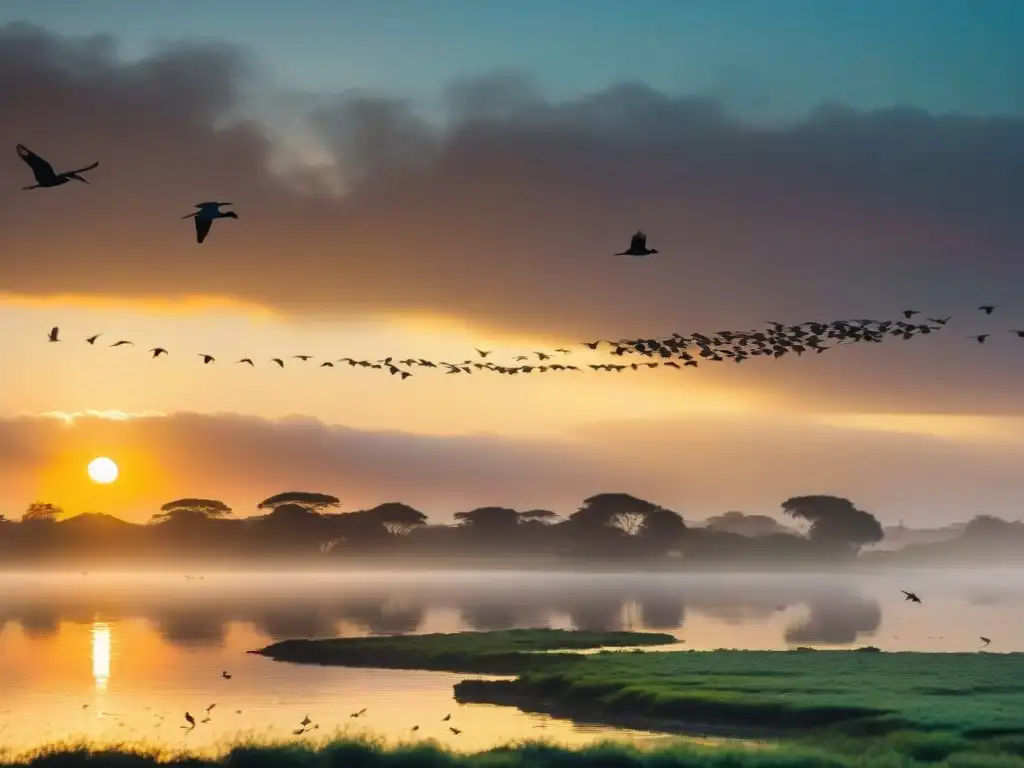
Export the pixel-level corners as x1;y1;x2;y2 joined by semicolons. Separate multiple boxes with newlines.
3;410;1024;526
3;23;1024;415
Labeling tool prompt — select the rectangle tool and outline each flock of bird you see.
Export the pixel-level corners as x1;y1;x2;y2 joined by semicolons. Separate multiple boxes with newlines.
171;672;465;740
36;304;1024;380
18;143;1024;379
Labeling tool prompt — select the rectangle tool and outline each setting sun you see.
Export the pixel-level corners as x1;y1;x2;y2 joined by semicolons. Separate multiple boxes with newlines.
87;457;119;484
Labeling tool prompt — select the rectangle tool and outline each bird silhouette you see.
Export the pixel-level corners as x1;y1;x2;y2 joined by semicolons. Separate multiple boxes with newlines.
449;727;462;735
979;305;998;315
199;354;215;364
237;358;254;366
300;715;312;727
47;327;60;342
110;340;134;347
184;712;195;729
902;590;922;603
183;202;238;244
293;355;313;361
86;334;101;344
222;670;232;679
980;636;991;648
615;230;658;256
270;358;285;367
17;144;98;189
150;348;168;358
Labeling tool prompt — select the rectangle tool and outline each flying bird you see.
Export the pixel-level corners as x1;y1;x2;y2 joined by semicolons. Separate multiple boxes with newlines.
150;348;168;358
300;715;312;727
236;359;254;367
901;590;922;604
17;144;99;189
183;202;238;244
199;354;215;364
86;334;101;344
979;305;998;315
184;712;195;728
968;334;990;344
293;355;313;361
980;637;991;648
270;358;285;367
615;230;658;257
110;340;134;347
47;327;60;342
222;671;232;679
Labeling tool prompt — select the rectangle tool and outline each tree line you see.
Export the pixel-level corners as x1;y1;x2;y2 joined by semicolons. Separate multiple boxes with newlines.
0;492;898;565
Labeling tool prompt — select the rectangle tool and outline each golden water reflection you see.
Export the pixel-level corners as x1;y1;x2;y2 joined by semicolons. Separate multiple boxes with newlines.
91;622;111;693
0;570;1021;756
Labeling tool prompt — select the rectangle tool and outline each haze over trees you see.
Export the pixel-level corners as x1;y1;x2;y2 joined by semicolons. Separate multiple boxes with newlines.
0;491;1015;567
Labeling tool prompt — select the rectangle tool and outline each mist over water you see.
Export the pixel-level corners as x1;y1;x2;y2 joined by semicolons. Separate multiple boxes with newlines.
1;569;1022;754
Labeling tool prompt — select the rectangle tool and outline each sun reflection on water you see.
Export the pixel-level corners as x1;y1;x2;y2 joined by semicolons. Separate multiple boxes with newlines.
91;622;111;693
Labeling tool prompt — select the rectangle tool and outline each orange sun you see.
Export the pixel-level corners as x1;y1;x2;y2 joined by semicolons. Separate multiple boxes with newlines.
87;457;119;484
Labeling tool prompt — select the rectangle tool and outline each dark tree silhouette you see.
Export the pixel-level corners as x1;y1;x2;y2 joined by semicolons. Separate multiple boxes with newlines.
257;491;340;513
704;511;792;537
566;494;686;555
453;506;521;530
781;495;883;554
152;498;232;523
23;502;63;523
357;502;428;537
520;509;560;523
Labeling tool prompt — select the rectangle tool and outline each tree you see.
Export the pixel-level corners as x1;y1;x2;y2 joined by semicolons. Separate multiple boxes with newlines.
152;498;232;523
567;493;686;555
453;506;521;529
23;502;63;523
704;511;791;537
520;509;559;524
361;502;428;536
781;495;883;554
257;491;340;513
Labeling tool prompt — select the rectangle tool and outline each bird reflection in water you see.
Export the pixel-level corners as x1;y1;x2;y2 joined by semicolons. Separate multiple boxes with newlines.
91;622;111;693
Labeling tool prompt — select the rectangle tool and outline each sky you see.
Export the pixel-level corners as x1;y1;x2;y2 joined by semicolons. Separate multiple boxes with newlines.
1;1;1024;525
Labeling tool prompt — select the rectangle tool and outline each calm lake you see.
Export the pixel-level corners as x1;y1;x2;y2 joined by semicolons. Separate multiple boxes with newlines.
1;569;1022;755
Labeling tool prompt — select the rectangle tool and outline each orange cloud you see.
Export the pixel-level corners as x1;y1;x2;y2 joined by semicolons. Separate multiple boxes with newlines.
1;411;1024;527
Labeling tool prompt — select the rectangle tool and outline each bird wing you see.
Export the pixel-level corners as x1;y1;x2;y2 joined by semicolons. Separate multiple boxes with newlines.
632;231;646;248
195;217;212;244
69;160;99;175
16;145;55;178
196;201;231;208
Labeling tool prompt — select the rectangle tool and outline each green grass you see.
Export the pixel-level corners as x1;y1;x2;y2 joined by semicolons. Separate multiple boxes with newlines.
252;629;678;674
8;735;1024;768
254;630;1024;765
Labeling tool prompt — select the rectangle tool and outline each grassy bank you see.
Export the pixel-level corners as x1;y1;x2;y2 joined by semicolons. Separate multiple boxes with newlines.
1;737;955;768
252;628;678;674
254;630;1024;765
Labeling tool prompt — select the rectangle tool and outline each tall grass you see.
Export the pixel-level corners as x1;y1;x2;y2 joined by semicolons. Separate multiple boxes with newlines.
9;736;1024;768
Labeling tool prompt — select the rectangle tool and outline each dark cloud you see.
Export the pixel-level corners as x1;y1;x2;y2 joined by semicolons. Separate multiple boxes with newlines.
3;24;1024;413
2;411;1024;525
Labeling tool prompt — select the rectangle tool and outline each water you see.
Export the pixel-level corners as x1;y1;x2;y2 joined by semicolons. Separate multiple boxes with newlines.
1;568;1022;755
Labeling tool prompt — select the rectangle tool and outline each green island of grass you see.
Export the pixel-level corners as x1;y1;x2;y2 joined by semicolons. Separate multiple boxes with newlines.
250;629;1024;766
251;628;679;674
